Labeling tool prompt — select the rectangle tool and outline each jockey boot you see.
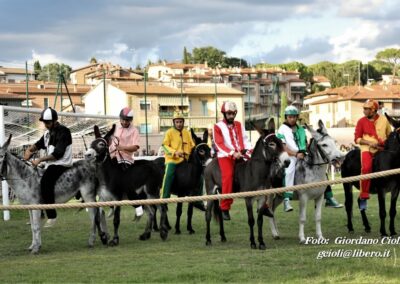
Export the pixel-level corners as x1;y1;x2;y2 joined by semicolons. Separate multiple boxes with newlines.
261;204;274;217
43;218;57;228
221;210;231;221
325;197;343;208
359;199;368;211
283;198;293;212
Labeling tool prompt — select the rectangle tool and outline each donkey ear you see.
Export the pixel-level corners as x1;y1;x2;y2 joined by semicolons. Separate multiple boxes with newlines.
317;119;328;134
104;124;116;141
203;129;209;143
1;134;12;149
267;118;275;132
385;113;400;129
251;121;263;135
94;125;101;138
305;123;315;134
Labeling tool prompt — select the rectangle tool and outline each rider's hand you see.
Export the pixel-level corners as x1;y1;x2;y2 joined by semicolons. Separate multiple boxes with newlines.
232;152;242;160
174;151;184;158
31;159;41;168
296;152;305;160
23;150;32;161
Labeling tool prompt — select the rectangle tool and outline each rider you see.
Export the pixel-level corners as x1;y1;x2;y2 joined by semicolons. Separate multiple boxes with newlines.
277;105;343;212
213;101;254;221
23;107;73;228
160;111;196;199
109;107;143;217
354;99;391;210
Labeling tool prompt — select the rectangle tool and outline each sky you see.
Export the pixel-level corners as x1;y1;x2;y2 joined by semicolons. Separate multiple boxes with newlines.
0;0;399;70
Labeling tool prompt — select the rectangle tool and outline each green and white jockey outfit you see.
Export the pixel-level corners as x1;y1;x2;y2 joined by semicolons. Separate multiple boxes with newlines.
277;114;307;200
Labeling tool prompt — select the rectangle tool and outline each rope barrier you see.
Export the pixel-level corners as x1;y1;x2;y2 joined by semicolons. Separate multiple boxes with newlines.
1;167;400;211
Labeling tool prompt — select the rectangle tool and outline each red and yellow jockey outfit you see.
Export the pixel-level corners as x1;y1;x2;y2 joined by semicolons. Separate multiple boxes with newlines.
354;114;391;199
213;119;252;211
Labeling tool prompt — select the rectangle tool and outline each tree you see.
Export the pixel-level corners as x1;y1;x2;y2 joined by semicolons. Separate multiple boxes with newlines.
376;48;400;83
280;61;314;83
182;47;192;64
33;60;42;75
89;57;98;64
222;57;248;68
37;63;72;82
192;46;226;68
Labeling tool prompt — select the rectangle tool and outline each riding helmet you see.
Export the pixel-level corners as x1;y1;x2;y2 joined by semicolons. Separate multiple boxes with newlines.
221;101;237;114
363;99;379;111
39;107;58;122
284;105;299;116
119;107;134;121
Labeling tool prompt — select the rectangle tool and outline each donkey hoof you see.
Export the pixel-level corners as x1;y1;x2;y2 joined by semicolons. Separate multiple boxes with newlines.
139;232;151;241
221;236;227;243
160;230;168;241
175;230;181;235
250;243;257;249
108;239;119;246
100;233;108;245
390;232;397;237
30;246;40;255
188;229;195;235
259;244;266;250
273;235;280;240
206;240;212;246
299;239;306;244
365;228;371;233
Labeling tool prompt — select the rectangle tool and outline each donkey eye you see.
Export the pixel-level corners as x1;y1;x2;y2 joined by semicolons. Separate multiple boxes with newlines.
321;144;328;147
268;142;276;148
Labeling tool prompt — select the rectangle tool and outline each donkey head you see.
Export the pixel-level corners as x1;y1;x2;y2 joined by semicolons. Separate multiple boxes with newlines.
0;135;12;178
305;120;344;167
85;124;115;162
190;128;211;166
253;119;290;168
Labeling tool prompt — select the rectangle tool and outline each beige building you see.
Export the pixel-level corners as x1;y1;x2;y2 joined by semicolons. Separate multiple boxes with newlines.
83;81;245;133
304;85;400;127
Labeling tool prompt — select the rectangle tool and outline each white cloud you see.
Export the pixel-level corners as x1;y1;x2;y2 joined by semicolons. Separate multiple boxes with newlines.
329;20;381;62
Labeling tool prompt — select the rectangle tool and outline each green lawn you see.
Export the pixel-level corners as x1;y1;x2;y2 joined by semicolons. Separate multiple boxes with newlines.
1;185;399;283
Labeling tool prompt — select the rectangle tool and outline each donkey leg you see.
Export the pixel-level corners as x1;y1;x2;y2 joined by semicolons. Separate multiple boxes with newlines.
88;207;98;248
98;208;109;245
205;200;213;246
256;199;266;250
298;196;307;244
152;205;159;232
377;190;387;236
187;203;195;234
140;206;153;240
175;202;183;234
218;204;227;243
389;189;399;236
344;183;354;233
159;204;169;241
30;209;42;254
245;198;256;249
109;206;121;246
315;194;324;240
269;196;282;240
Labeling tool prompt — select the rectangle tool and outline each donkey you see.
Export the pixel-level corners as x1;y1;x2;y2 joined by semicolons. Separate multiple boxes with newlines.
342;113;400;236
0;135;109;254
268;120;344;243
204;119;290;249
85;125;168;245
152;130;211;235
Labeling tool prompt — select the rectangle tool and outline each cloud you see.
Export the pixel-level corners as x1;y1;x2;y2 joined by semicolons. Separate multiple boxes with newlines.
0;0;399;69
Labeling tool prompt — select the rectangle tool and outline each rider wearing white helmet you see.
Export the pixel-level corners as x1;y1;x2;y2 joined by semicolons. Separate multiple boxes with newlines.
213;101;253;220
277;105;343;212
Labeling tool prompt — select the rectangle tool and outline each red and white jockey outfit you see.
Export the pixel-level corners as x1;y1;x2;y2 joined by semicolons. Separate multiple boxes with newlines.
213;119;252;211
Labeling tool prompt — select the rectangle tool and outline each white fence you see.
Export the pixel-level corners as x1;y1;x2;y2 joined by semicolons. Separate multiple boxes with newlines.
0;106;119;220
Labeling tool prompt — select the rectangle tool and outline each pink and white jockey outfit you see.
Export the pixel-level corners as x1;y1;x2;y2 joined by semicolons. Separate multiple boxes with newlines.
213;119;252;211
109;124;140;164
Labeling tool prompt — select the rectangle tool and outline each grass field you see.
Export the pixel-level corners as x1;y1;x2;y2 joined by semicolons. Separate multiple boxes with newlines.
1;185;399;283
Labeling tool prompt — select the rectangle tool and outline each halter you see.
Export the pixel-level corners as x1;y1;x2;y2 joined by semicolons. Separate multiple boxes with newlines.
0;152;39;181
263;133;276;143
305;135;330;166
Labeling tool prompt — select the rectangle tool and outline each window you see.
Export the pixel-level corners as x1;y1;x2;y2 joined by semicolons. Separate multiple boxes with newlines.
44;98;49;109
345;101;349;111
140;100;151;111
316;105;319;114
201;101;208;116
140;124;152;134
